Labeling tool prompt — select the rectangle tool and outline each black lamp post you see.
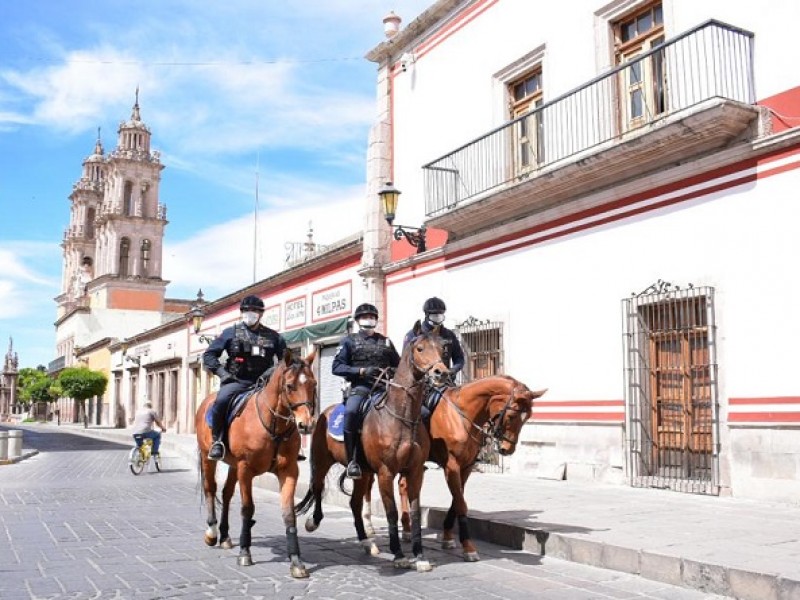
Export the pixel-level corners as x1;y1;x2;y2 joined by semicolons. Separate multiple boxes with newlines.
189;289;215;344
378;182;426;253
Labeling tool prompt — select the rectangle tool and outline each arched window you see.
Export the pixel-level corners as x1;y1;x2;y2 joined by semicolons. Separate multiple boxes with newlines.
123;181;134;215
119;237;130;277
141;239;151;277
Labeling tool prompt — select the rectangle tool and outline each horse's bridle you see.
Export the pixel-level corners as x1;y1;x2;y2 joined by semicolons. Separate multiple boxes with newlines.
485;386;530;446
256;362;315;432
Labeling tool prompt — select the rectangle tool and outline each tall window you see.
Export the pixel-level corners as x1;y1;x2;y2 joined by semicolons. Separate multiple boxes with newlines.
86;207;96;239
509;69;544;173
119;237;130;277
140;239;151;277
614;2;665;129
123;181;134;216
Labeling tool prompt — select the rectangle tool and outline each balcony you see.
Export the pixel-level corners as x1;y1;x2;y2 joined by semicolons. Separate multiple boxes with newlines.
423;20;760;239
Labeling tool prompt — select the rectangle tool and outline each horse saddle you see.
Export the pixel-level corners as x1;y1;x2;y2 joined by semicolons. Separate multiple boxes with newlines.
327;391;385;441
423;385;447;416
204;379;268;432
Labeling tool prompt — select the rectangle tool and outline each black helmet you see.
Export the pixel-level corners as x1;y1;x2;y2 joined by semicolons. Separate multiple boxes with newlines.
423;297;446;313
240;295;265;312
354;303;379;320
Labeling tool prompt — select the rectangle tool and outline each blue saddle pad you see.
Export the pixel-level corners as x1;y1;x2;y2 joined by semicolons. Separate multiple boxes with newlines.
204;389;255;428
327;391;385;441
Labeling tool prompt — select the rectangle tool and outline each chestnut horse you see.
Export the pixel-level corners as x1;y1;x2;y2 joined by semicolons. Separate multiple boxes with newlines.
295;322;448;570
363;374;546;561
195;349;317;578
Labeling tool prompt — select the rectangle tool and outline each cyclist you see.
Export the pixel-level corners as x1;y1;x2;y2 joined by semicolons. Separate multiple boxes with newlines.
131;401;166;458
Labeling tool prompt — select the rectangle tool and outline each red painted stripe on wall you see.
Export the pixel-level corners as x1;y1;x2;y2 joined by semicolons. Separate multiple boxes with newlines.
532;412;625;422
534;400;623;407
729;412;800;423
729;397;800;405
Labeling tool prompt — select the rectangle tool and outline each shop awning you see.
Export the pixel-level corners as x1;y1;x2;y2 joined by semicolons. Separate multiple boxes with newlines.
281;316;349;345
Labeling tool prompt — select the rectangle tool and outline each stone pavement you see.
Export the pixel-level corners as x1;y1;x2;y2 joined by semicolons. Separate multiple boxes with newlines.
60;424;800;600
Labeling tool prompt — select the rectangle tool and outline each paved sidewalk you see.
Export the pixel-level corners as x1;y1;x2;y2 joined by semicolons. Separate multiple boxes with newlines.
54;424;800;599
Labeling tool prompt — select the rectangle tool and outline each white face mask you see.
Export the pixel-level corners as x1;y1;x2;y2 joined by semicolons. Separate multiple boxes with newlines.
242;311;261;327
427;313;445;325
358;317;377;330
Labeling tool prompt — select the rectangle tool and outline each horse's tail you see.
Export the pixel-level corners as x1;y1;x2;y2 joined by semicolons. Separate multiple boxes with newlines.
337;470;352;497
294;439;318;516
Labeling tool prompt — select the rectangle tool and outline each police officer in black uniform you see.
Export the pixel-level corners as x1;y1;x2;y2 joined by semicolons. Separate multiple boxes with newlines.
202;295;287;461
403;297;465;418
332;303;400;479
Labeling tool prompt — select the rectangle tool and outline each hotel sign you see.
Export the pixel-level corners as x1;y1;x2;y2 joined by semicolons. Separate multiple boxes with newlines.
263;304;281;330
312;281;352;323
284;296;306;329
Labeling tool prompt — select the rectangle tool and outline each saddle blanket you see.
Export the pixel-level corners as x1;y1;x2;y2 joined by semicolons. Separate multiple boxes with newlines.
204;388;256;429
327;391;385;441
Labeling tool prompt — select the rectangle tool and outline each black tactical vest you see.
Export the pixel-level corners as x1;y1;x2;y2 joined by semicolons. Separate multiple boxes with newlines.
349;334;394;369
227;323;279;381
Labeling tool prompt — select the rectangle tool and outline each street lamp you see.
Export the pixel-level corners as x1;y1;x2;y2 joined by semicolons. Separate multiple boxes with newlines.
378;182;426;253
189;289;215;344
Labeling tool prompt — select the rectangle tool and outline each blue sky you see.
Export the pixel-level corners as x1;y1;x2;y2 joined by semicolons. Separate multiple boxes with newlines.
0;1;431;369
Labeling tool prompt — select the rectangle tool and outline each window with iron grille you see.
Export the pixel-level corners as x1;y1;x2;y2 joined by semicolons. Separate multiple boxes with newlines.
455;317;505;471
622;281;720;495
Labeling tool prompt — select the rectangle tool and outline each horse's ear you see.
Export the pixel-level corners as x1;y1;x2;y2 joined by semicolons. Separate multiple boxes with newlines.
283;348;294;365
304;347;317;366
413;320;422;336
531;388;548;399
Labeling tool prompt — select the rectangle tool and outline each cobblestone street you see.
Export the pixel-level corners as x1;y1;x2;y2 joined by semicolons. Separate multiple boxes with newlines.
0;426;727;599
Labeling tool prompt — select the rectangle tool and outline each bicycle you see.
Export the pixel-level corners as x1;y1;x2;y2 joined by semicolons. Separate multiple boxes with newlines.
129;435;162;475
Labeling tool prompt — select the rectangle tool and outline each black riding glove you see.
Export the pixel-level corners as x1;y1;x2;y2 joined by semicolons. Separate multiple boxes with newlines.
364;366;381;379
217;368;235;384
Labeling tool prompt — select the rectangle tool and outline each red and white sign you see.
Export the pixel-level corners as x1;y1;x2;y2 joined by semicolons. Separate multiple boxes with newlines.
312;281;352;323
284;296;306;329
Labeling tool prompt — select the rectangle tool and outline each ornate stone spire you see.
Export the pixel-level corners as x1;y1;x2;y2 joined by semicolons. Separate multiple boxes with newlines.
94;127;104;155
132;86;141;122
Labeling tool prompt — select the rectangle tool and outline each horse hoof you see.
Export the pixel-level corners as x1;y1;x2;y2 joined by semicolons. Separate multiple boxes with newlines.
414;559;433;572
441;539;456;549
238;555;253;567
305;518;318;533
204;535;217;547
393;557;411;569
290;558;309;579
360;539;379;556
221;538;233;550
463;551;481;562
401;531;411;543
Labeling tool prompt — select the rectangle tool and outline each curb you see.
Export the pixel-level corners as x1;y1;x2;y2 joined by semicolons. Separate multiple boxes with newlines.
0;449;39;465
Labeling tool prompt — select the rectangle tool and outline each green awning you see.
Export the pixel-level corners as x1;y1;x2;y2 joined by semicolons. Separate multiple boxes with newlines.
281;316;349;345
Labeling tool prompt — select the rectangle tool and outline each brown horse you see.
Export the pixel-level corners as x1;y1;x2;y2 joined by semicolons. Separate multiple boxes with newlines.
295;322;448;570
195;349;317;578
363;374;546;561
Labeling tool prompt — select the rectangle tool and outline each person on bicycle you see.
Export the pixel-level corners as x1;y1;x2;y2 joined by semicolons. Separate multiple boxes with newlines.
131;401;166;457
202;294;287;461
403;297;465;419
332;303;400;479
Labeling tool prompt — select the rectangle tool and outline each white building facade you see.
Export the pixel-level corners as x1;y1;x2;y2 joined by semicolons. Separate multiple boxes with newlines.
364;0;800;500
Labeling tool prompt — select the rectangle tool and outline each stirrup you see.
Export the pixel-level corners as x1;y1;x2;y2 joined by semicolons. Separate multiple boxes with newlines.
208;440;226;461
346;461;362;479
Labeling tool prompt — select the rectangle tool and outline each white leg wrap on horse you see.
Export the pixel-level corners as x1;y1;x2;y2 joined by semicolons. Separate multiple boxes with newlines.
205;524;219;539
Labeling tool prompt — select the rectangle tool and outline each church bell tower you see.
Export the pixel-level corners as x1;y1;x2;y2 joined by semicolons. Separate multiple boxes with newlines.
57;90;168;318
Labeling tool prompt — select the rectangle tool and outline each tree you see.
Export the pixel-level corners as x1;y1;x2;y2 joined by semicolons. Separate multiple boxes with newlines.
18;368;55;408
57;367;108;423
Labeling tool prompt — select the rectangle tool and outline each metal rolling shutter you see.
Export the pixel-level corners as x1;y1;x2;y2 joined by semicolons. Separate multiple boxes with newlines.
319;344;345;414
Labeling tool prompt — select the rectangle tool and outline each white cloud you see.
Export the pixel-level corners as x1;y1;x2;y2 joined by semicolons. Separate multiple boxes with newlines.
0;243;61;321
163;182;365;301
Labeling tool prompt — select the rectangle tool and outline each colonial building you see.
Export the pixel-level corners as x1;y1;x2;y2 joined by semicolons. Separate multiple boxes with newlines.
364;0;800;501
52;92;193;424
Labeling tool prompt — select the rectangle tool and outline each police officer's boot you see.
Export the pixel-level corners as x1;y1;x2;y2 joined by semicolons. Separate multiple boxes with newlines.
343;430;362;479
208;408;226;461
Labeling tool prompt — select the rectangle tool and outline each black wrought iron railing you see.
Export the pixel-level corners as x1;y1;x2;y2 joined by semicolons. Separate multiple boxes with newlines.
423;20;755;217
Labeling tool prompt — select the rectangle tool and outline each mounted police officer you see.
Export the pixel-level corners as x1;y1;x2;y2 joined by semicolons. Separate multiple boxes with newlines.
403;297;465;419
332;303;400;479
202;295;287;461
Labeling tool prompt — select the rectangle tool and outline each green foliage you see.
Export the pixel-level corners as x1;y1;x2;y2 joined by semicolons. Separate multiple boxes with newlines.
56;367;108;401
18;368;56;404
